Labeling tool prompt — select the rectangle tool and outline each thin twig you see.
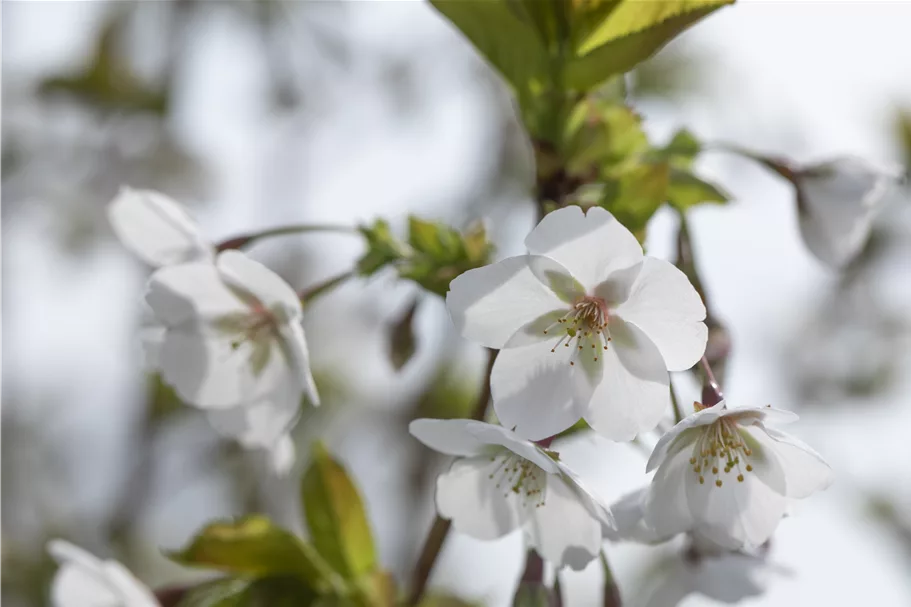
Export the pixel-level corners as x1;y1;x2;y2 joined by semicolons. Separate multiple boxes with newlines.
407;349;498;606
699;355;724;407
299;270;355;307
669;381;684;424
216;224;359;252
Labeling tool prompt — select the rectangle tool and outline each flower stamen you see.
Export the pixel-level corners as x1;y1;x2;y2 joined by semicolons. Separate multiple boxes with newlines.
544;296;611;366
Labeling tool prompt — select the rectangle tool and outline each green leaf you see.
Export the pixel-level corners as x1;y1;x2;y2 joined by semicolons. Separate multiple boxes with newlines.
565;0;734;90
177;578;251;607
666;168;730;210
600;162;670;238
301;442;377;581
387;298;420;372
658;129;702;166
563;100;648;176
169;515;335;591
356;219;408;277
399;218;493;297
429;0;551;93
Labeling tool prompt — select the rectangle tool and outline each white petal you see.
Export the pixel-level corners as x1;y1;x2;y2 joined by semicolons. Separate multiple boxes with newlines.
207;387;299;449
584;319;669;442
409;418;494;458
268;435;296;476
466;422;561;474
553;461;616;533
738;426;787;496
145;263;247;328
524;474;603;570
685;460;788;549
158;330;289;409
797;158;899;268
139;306;165;371
48;541;156;607
610;258;707;371
436;456;530;540
643;449;696;540
216;250;301;316
604;488;667;544
446;255;568;349
490;339;595;441
524;206;642;291
758;426;834;499
277;321;320;406
99;563;158;607
107;187;213;267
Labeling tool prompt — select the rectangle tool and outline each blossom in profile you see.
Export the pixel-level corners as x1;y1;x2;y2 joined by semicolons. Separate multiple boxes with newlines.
446;205;706;441
48;540;158;607
640;401;833;549
409;418;615;570
787;157;903;269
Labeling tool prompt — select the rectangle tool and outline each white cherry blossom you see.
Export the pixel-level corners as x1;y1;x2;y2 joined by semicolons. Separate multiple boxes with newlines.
108;188;316;472
409;418;615;570
791;157;903;269
47;540;158;607
446;205;706;441
641;401;833;550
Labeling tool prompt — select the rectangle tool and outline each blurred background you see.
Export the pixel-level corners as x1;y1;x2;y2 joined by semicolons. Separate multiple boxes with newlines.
3;1;911;605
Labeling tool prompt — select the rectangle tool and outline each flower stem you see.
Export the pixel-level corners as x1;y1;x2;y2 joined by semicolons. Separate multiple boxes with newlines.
699;355;724;406
407;348;498;606
299;270;355;307
669;381;684;424
216;224;359;252
600;550;622;607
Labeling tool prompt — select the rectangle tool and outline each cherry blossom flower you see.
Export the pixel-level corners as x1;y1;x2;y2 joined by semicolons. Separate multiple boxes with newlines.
640;401;833;549
409;418;615;570
108;188;317;472
47;540;158;607
446;205;706;441
789;158;903;269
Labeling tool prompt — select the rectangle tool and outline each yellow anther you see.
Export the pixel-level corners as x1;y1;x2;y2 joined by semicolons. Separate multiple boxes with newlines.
737;474;744;482
716;479;723;487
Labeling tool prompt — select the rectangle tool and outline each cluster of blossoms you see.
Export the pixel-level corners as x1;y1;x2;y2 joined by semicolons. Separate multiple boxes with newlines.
51;164;910;600
410;205;834;573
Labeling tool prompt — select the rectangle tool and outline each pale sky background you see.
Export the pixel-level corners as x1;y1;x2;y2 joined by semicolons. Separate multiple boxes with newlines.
3;1;911;606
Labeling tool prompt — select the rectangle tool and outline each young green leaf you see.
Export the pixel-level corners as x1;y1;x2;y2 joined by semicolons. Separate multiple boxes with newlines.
666;168;730;210
600;162;670;238
356;219;409;277
301;442;377;581
565;0;734;90
430;0;551;94
168;515;335;591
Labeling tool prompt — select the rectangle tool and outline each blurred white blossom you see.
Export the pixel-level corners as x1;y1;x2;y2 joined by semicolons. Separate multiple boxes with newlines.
409;418;615;570
108;188;317;473
640;401;833;549
48;540;158;607
791;157;903;269
446;206;706;442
